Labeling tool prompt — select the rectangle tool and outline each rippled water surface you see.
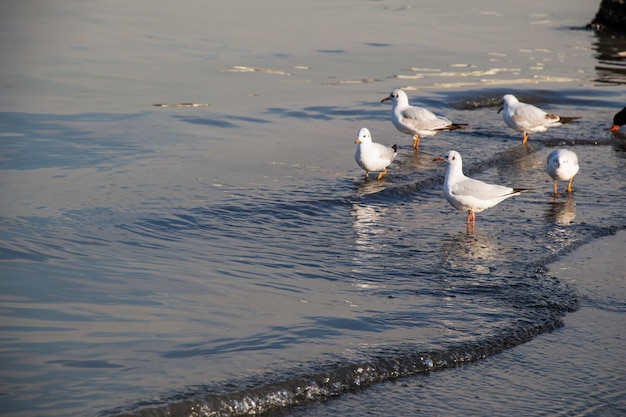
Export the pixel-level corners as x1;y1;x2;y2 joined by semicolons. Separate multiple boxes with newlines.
1;1;625;416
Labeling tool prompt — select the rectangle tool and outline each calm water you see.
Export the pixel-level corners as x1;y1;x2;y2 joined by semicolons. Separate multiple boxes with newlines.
1;1;625;416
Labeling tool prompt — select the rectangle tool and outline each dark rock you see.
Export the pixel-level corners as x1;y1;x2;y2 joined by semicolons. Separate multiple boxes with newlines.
586;0;626;32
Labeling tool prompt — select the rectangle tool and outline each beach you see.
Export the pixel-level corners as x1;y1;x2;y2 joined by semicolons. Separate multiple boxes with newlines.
288;230;626;416
1;1;625;416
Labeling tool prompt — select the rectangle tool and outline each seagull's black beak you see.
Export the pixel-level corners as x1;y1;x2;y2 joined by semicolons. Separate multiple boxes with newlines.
381;96;391;103
497;106;503;114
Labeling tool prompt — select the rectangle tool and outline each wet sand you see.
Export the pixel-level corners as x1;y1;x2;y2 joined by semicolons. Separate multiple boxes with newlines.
420;229;626;416
289;230;626;416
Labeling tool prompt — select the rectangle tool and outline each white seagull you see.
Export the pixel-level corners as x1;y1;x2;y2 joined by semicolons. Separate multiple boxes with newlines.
498;94;580;145
355;127;398;180
434;150;529;232
546;149;579;196
381;88;468;150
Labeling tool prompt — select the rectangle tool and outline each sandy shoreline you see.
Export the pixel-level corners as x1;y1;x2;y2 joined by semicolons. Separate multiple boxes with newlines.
465;228;626;416
439;227;626;415
289;229;626;416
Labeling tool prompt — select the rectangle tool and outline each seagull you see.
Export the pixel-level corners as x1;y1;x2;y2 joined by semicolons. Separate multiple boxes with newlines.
497;94;580;145
434;150;529;232
546;149;579;196
610;106;626;132
381;88;468;150
355;127;398;180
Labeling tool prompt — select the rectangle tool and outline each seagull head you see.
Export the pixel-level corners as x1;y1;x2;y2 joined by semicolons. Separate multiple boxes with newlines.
355;127;372;144
381;88;407;104
444;150;462;165
433;150;462;165
549;155;567;169
547;149;578;172
498;94;518;113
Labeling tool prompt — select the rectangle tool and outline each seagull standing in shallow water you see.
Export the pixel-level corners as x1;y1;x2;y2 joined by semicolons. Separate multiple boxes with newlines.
354;127;398;180
381;88;468;150
546;149;579;196
434;150;529;233
498;94;580;145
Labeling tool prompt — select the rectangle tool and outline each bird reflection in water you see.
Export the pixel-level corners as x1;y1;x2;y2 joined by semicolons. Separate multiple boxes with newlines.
439;232;500;275
544;196;576;226
350;202;391;261
354;177;389;197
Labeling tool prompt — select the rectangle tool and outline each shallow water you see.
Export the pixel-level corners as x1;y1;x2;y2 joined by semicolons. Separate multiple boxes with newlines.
287;231;626;417
1;1;625;416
